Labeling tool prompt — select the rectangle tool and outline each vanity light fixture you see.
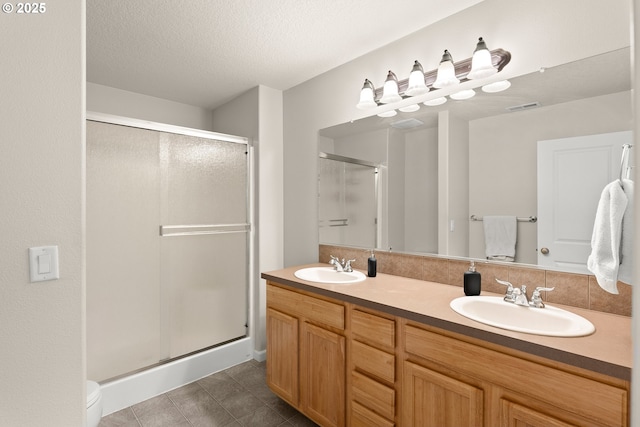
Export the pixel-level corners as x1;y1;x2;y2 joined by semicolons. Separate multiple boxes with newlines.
482;80;511;93
423;97;447;106
355;38;511;109
433;50;460;88
380;71;402;104
467;37;498;80
405;60;429;96
356;79;377;109
377;110;397;118
399;104;420;113
450;89;476;100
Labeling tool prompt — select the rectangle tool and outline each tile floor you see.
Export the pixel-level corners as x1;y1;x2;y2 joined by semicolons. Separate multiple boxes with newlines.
99;360;318;427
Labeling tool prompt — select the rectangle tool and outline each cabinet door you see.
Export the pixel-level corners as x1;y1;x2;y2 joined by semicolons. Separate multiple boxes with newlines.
266;308;299;405
300;322;346;427
500;399;575;427
402;361;483;427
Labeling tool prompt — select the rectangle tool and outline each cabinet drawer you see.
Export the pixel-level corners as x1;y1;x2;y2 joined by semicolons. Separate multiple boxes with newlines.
267;284;344;330
351;371;395;421
351;309;395;351
352;340;395;383
351;400;394;427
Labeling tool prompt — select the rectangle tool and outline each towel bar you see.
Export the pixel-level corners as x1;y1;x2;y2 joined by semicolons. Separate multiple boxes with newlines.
470;215;537;223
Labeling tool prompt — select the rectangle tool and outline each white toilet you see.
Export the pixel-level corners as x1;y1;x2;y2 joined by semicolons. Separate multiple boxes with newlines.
87;380;103;427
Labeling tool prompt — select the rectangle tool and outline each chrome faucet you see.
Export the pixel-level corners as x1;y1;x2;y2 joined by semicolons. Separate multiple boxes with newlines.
329;255;355;272
496;279;516;303
512;285;529;306
529;287;555;308
497;279;554;309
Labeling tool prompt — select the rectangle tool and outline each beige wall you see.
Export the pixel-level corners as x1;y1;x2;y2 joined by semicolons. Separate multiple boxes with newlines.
211;85;285;354
87;82;215;130
405;127;439;254
0;1;85;425
438;112;470;257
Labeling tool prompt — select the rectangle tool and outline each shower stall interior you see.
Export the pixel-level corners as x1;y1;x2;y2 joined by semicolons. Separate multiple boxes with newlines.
86;115;251;384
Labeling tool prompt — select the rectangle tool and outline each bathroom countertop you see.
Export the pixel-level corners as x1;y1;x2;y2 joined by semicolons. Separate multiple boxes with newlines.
262;263;632;381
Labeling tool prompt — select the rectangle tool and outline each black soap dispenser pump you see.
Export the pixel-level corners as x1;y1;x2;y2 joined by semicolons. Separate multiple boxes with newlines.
464;261;481;296
367;250;377;277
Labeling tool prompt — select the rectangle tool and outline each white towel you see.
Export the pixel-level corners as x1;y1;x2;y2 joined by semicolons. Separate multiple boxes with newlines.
587;179;634;293
619;179;634;285
483;216;517;262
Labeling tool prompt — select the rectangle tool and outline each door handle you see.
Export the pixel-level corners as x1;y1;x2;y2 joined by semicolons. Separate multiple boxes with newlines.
540;247;549;255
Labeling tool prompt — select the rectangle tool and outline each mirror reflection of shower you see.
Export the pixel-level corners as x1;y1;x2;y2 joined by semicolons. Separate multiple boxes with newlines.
318;120;439;254
318;152;379;249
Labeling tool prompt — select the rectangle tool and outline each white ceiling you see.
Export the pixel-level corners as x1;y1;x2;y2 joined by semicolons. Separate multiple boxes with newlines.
87;0;483;110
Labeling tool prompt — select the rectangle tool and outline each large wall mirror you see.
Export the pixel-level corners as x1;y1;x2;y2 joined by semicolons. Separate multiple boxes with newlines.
318;47;633;273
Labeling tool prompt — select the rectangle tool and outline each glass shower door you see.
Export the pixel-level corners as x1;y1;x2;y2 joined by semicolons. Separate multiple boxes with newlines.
86;120;249;382
159;133;248;358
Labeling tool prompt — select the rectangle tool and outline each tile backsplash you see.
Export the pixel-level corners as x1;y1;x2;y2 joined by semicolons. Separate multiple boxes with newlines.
319;244;631;317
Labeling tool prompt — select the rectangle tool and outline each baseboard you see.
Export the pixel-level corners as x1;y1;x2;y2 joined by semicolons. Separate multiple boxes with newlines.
253;348;266;362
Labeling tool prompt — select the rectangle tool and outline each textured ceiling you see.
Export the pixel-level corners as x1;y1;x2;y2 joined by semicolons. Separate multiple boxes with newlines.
87;0;483;109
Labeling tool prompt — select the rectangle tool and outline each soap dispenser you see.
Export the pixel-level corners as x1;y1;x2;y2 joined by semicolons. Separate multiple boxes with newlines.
464;261;481;296
367;250;377;277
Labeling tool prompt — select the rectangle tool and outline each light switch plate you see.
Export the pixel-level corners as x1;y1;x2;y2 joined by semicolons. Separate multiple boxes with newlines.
29;246;59;282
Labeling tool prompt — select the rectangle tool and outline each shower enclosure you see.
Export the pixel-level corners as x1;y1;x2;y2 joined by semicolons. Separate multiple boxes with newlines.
318;152;378;249
86;116;250;383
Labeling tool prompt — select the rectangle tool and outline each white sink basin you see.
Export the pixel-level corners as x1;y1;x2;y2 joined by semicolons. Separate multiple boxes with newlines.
450;296;595;337
294;267;366;284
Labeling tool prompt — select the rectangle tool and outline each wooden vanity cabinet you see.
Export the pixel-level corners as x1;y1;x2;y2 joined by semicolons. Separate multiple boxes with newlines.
401;321;629;427
266;307;298;404
266;283;346;427
266;279;629;427
347;306;397;427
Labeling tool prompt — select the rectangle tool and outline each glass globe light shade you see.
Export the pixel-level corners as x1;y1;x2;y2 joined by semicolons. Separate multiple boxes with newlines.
467;37;498;80
450;89;476;100
356;79;377;109
433;50;460;88
405;60;429;96
399;104;420;113
380;70;402;104
482;80;511;93
377;109;397;118
423;97;447;106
